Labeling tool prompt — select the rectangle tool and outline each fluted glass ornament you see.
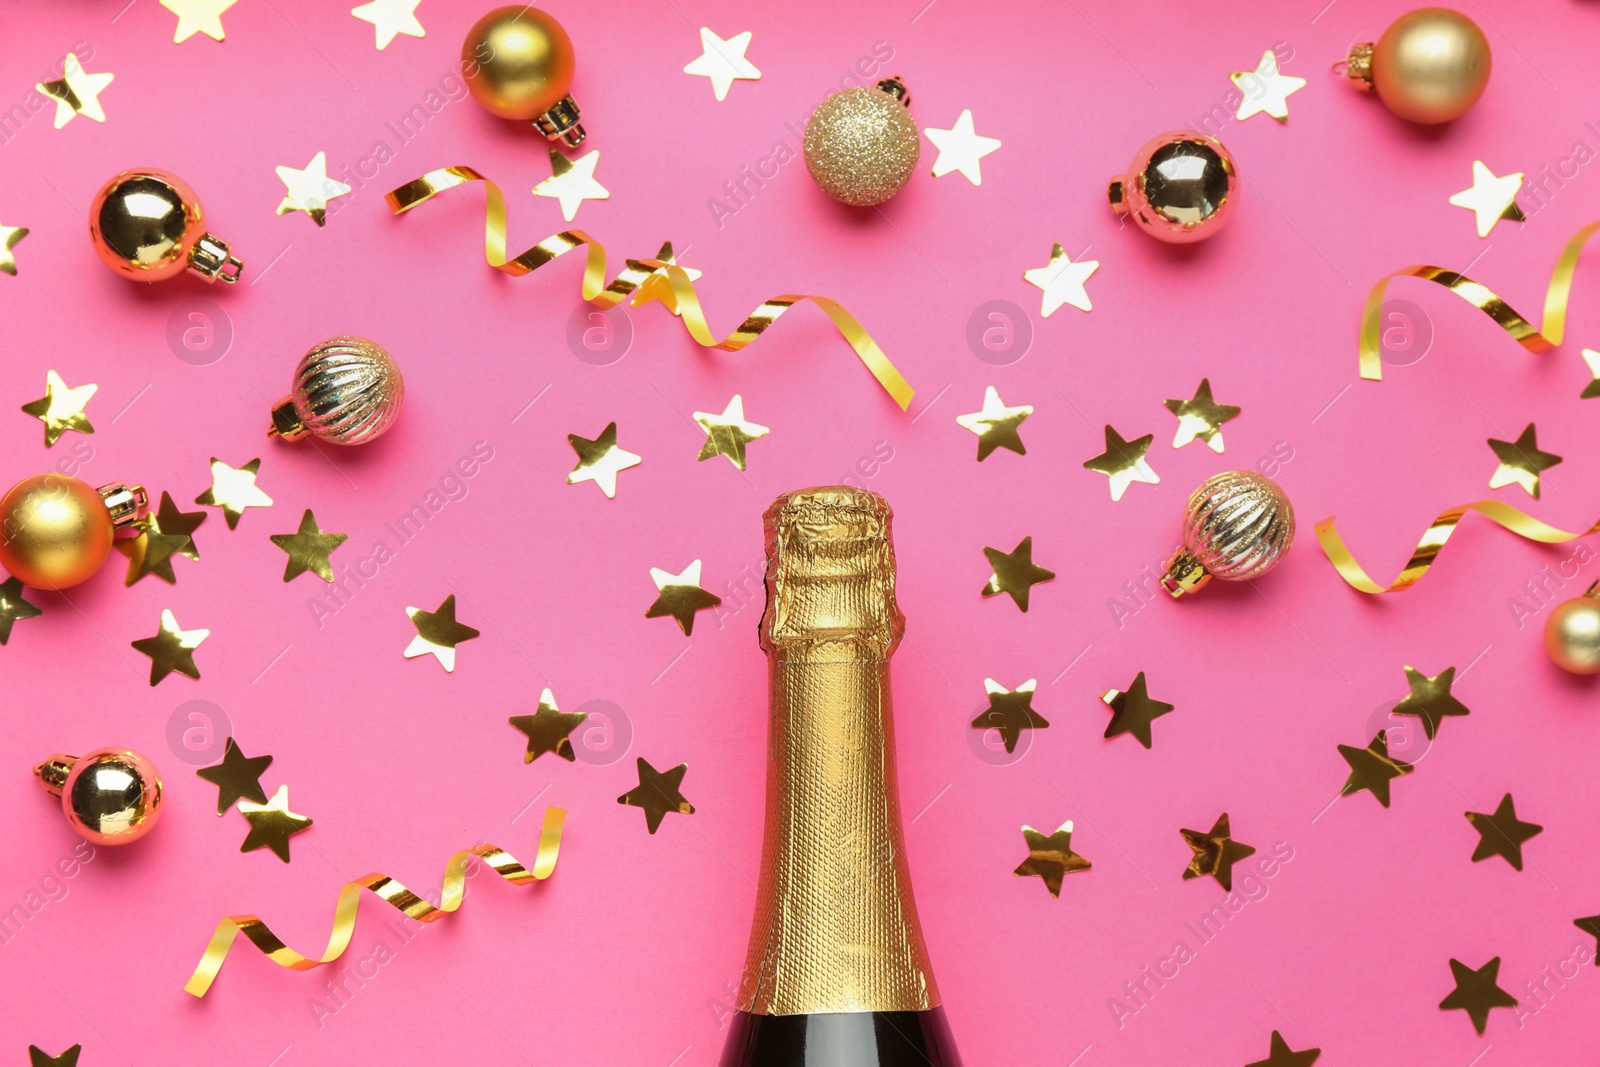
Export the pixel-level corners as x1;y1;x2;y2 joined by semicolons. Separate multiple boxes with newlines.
269;336;403;446
1162;470;1295;597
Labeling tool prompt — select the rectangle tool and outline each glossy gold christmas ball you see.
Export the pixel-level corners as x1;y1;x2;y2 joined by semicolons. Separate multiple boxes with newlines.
89;169;242;283
0;474;117;589
35;749;164;845
804;79;920;207
1109;132;1238;243
1346;8;1490;124
1544;589;1600;674
1163;470;1295;596
462;7;584;144
269;336;404;446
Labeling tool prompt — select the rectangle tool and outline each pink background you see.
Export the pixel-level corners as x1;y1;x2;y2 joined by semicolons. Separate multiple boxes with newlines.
3;0;1599;1063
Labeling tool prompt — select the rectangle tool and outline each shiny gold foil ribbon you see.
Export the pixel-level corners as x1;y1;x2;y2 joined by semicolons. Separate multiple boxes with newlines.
384;166;915;410
184;807;565;997
1359;221;1600;380
1316;503;1600;593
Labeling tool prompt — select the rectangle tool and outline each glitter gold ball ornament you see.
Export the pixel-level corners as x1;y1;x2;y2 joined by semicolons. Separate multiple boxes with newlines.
803;77;920;207
1545;581;1600;674
1341;8;1491;124
268;336;404;446
34;748;164;845
89;169;242;283
0;474;147;589
1162;470;1295;597
462;6;584;146
1109;132;1238;243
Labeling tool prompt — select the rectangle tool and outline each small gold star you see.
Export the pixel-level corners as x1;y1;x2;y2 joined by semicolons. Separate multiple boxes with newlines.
1393;665;1470;740
0;576;43;645
20;369;96;447
1014;822;1091;898
533;147;610;223
682;26;761;101
566;421;641;499
1487;422;1561;499
1465;793;1542;871
955;385;1032;461
1230;50;1306;122
632;241;703;316
1581;349;1600;400
269;509;347;583
0;221;29;276
645;560;723;636
1576;911;1600;955
1165;378;1240;453
275;151;351;226
114;492;206;586
38;54;115;128
509;688;587;764
981;536;1056;612
693;395;769;470
924;109;1001;185
1244;1031;1321;1067
160;0;238;42
28;1045;81;1067
404;593;480;672
131;608;209;685
1449;161;1525;238
351;0;424;50
970;678;1049;753
1023;242;1098;316
1180;812;1255;891
1338;731;1414;808
195;737;273;815
618;757;695;833
238;784;313;863
1101;671;1175;748
1439;957;1517;1035
195;457;273;529
1083;425;1159;501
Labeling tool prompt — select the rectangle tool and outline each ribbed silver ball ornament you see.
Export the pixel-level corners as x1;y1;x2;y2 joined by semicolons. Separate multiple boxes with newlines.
1162;470;1295;597
268;336;403;446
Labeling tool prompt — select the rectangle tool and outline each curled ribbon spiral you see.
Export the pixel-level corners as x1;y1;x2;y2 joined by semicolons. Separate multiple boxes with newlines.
184;807;565;997
384;166;915;410
1316;503;1600;593
1359;220;1600;380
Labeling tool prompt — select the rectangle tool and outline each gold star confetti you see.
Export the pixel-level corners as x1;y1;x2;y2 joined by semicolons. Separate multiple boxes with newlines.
1244;1031;1321;1067
970;678;1049;753
1101;671;1174;749
1449;161;1525;238
1575;911;1600;955
924;109;1001;185
1165;378;1240;453
1083;425;1159;501
0;221;29;276
238;784;313;862
1393;665;1470;740
1180;812;1255;891
196;737;272;815
566;421;641;499
20;369;96;447
38;54;114;129
269;509;347;583
981;536;1056;612
533;147;610;223
1014;822;1091;898
1439;957;1517;1035
351;0;424;50
632;241;703;316
275;151;351;227
682;27;760;101
509;688;587;764
1338;731;1413;808
0;576;43;645
131;608;209;685
1230;50;1306;122
114;491;205;586
1487;422;1561;499
1465;793;1542;871
645;560;723;636
28;1046;81;1067
1581;349;1600;400
955;386;1032;461
160;0;237;42
404;593;480;672
195;457;273;529
618;757;695;833
1023;242;1098;316
693;395;769;470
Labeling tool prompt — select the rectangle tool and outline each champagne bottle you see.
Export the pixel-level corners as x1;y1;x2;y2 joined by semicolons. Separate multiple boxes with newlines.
721;487;961;1067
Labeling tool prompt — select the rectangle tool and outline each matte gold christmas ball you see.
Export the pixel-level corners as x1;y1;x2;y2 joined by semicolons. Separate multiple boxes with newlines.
1109;132;1238;243
1343;8;1490;124
1162;470;1295;596
269;336;404;446
89;169;242;283
0;474;122;589
1544;586;1600;674
35;749;164;845
803;78;920;207
462;6;585;145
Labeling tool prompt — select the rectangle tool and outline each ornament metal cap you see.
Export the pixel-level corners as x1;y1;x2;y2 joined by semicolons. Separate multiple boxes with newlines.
1336;42;1376;89
99;481;149;529
533;96;585;147
35;748;164;846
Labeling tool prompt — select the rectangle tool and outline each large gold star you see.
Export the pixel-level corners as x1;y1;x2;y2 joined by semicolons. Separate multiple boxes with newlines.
1180;812;1255;891
632;241;703;316
693;395;769;470
20;369;96;447
114;491;205;585
981;536;1056;612
1083;425;1159;501
645;560;722;636
925;109;1001;185
618;757;695;834
1101;671;1175;748
1165;378;1240;453
195;457;273;529
404;593;480;672
1439;957;1517;1035
1487;422;1561;499
1338;731;1413;808
0;221;30;276
1230;50;1306;122
1393;665;1470;740
131;608;209;685
38;54;114;128
275;151;351;227
566;421;641;499
1465;793;1542;871
1449;161;1525;238
238;784;313;862
1014;822;1091;897
682;26;761;101
195;737;273;815
269;509;347;583
955;385;1032;461
0;576;43;645
1244;1031;1320;1067
533;148;610;223
509;688;588;764
970;678;1049;754
1022;242;1098;316
160;0;238;42
1581;349;1600;400
28;1046;81;1067
351;0;424;50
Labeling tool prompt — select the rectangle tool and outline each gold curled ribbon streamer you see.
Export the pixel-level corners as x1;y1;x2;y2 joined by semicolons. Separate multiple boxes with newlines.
384;166;915;410
184;807;565;997
1359;220;1600;380
1316;503;1600;593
